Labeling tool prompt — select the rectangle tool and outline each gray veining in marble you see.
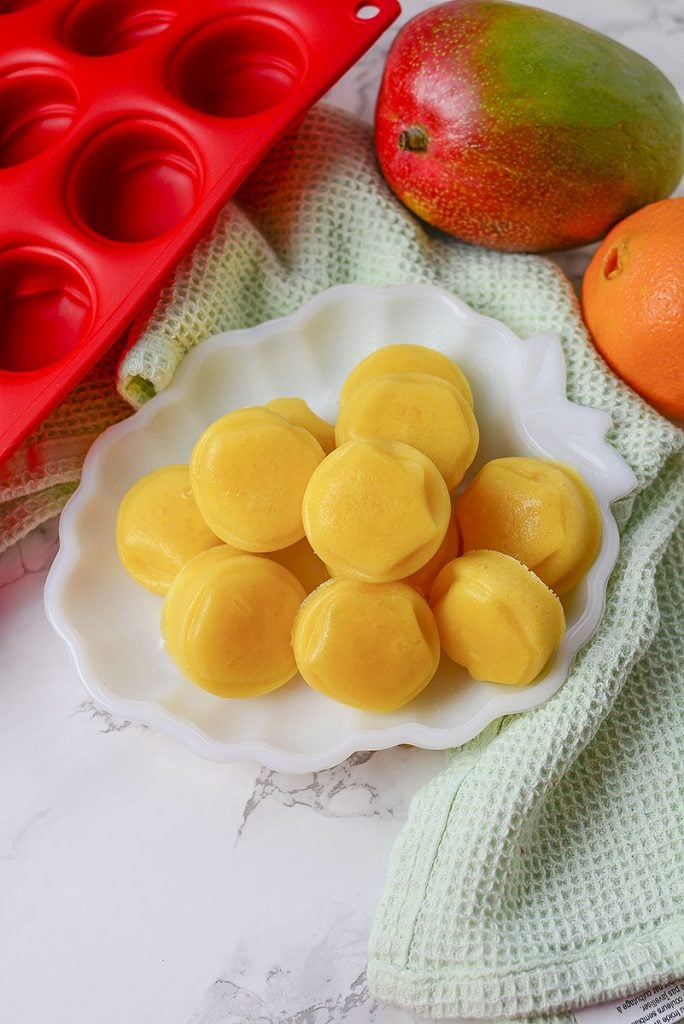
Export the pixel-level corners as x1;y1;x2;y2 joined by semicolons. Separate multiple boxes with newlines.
1;2;682;1021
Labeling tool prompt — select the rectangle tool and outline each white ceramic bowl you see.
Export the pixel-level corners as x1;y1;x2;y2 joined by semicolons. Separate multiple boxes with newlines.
45;284;636;772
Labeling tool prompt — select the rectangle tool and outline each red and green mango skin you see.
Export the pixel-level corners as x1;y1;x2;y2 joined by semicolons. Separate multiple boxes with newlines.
374;0;684;252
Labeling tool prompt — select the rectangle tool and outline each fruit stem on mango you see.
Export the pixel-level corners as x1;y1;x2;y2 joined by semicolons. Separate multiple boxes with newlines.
398;125;429;153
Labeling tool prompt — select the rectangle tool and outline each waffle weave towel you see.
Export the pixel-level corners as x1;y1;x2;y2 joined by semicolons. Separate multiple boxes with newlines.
1;106;682;1020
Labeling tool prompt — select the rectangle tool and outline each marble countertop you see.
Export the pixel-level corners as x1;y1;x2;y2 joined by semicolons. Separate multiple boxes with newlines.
1;3;682;1022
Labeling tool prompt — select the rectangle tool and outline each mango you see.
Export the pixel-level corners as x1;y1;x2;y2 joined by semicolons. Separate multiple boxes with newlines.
374;0;684;252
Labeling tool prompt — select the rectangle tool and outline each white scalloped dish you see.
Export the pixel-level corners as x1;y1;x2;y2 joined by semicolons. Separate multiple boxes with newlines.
45;284;637;772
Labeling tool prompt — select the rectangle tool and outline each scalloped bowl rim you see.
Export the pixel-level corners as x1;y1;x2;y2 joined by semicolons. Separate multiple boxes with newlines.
45;283;637;772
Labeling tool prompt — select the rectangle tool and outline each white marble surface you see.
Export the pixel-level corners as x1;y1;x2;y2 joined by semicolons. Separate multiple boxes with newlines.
1;3;683;1022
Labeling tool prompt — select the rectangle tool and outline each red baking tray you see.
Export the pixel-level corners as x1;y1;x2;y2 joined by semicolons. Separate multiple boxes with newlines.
0;0;399;462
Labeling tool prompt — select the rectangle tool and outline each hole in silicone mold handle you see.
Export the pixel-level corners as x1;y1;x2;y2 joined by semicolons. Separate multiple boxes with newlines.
170;16;306;118
355;3;381;18
68;121;202;243
60;0;177;56
0;69;79;168
0;249;94;372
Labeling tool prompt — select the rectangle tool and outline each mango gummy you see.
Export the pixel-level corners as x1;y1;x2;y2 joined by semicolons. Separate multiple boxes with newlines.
263;397;336;454
302;437;451;583
456;456;602;594
267;536;330;594
403;508;461;596
161;548;306;698
339;343;473;407
293;577;441;712
430;550;566;686
116;464;224;594
335;372;479;490
190;406;324;552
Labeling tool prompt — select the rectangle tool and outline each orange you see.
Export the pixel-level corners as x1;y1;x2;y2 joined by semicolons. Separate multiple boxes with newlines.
581;197;684;420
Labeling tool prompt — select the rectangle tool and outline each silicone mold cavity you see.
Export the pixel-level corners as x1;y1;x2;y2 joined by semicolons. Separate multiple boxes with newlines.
60;0;177;56
0;68;79;167
169;16;307;118
68;120;202;242
0;0;400;460
0;0;44;11
0;247;94;372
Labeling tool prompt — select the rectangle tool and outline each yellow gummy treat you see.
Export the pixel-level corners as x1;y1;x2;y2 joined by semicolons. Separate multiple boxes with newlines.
430;550;566;686
190;406;324;552
264;398;336;454
293;577;441;712
403;509;461;596
455;457;602;595
303;438;451;583
339;343;473;407
335;372;479;491
268;536;330;594
161;548;306;698
116;464;224;594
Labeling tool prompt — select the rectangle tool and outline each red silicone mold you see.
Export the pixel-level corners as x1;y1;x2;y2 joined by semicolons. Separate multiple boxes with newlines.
0;0;400;461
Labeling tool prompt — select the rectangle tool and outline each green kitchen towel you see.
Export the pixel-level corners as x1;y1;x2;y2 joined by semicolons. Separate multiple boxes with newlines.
2;105;682;1020
0;336;131;555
